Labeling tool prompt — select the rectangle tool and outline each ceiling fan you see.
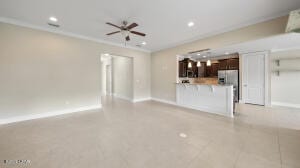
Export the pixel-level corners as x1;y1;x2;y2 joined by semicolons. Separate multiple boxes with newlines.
106;21;146;41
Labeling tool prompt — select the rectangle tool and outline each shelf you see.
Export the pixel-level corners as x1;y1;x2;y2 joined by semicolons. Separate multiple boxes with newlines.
272;57;300;61
272;69;300;76
272;58;300;76
272;69;300;72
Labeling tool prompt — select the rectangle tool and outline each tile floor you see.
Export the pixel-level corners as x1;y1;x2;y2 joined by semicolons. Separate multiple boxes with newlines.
0;96;300;168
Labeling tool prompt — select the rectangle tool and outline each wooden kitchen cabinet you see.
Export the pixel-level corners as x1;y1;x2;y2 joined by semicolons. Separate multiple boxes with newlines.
179;58;198;78
191;62;198;77
206;63;219;77
179;61;187;77
218;59;228;70
218;58;239;70
211;63;219;77
178;57;239;78
198;62;206;77
228;58;239;70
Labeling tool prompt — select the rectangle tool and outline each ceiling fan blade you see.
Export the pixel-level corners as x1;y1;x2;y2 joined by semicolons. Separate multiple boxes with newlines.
106;31;121;35
106;22;122;29
126;23;138;30
126;36;130;41
130;31;146;36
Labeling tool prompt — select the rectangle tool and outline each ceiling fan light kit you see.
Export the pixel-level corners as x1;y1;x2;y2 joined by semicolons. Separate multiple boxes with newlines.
106;21;146;42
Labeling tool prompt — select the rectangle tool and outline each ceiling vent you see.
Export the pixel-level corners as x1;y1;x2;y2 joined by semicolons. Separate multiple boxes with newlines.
188;48;210;54
286;9;300;33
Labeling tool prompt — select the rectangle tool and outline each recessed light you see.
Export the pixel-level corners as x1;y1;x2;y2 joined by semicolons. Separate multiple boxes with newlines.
49;16;58;22
179;133;187;138
141;41;147;45
188;22;194;27
225;52;229;55
203;55;207;58
103;53;109;56
197;53;201;56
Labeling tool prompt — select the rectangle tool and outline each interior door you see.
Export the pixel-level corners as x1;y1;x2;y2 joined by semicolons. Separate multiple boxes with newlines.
242;53;265;105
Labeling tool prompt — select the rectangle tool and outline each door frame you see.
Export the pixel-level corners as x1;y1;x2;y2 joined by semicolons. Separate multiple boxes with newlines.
240;51;270;106
106;64;112;95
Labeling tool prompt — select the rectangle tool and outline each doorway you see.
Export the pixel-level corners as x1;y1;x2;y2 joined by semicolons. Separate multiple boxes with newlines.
101;54;133;101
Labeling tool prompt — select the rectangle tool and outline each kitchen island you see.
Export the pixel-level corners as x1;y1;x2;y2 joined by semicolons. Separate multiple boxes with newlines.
175;83;234;118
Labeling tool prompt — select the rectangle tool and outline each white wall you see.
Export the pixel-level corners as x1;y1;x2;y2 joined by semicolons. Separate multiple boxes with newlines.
271;49;300;107
0;22;151;122
112;56;133;100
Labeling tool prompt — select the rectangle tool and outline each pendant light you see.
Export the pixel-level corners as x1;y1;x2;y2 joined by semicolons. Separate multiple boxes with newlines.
207;60;211;66
197;61;201;67
188;62;192;68
206;52;212;66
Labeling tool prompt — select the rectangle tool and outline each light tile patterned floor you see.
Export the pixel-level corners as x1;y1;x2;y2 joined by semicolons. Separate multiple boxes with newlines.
0;96;299;168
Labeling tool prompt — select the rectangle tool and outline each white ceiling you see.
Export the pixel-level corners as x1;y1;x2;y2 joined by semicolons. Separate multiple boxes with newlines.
1;0;300;52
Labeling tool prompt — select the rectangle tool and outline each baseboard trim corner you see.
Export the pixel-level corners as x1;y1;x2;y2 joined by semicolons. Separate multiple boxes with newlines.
151;97;177;105
132;97;152;103
112;93;133;102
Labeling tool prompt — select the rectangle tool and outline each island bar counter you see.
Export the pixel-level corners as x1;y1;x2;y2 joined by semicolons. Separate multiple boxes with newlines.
175;83;234;118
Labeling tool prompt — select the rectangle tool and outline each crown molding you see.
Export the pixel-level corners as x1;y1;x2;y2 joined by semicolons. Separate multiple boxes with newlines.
0;17;151;53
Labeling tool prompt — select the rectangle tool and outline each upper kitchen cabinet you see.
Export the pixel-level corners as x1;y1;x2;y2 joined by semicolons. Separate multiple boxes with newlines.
178;55;239;78
179;60;188;77
198;62;206;77
219;59;228;70
228;58;239;70
179;58;198;78
218;58;239;70
206;63;219;77
191;62;198;77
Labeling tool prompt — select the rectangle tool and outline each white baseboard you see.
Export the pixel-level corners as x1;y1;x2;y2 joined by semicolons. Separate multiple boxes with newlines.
151;97;177;105
271;102;300;108
112;93;133;102
132;97;152;103
0;104;102;125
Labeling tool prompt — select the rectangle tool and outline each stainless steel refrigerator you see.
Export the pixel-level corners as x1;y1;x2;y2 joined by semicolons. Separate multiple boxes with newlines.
218;70;239;102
